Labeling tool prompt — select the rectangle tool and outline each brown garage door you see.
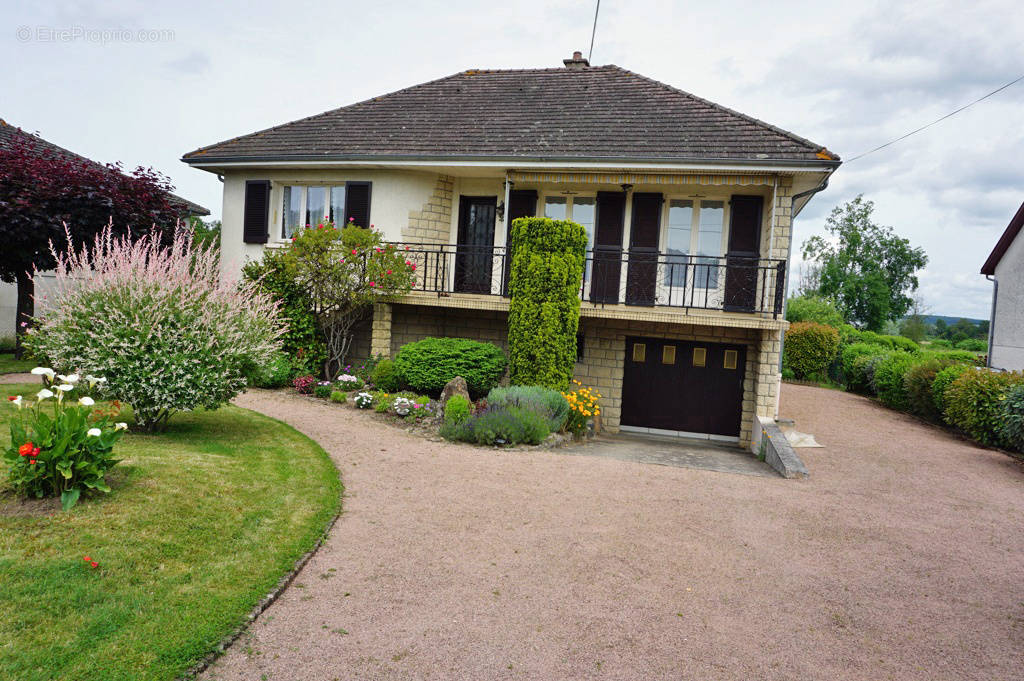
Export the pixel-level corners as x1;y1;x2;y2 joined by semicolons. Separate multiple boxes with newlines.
621;336;747;437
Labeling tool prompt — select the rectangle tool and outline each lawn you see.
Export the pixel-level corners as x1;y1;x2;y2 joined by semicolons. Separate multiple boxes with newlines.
0;353;35;375
0;382;342;681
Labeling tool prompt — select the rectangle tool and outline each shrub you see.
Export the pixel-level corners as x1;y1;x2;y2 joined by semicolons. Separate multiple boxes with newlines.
925;349;978;364
888;335;920;354
351;355;382;383
840;343;889;391
871;352;917;409
242;247;325;376
783;322;840;380
313;382;333;399
395;337;506;397
507;217;587;390
944;369;1024;446
904;358;959;421
3;373;125;510
370;358;404;392
247;352;293;389
293;375;316;394
928;338;953;349
444;394;471;426
998;385;1024;452
329;390;346;403
486;385;569;432
446;406;549;445
372;391;391;414
26;226;283;432
354;391;374;409
931;364;972;415
785;295;844;328
858;353;893;396
955;338;987;352
563;381;601;436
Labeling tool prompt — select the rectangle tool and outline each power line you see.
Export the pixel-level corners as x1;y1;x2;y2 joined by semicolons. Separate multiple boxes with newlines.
588;0;601;63
845;73;1024;163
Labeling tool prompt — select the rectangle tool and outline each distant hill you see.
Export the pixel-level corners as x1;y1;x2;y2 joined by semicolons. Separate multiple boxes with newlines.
918;315;986;326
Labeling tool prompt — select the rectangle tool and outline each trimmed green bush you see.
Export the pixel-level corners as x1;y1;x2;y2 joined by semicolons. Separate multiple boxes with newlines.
786;295;845;327
998;384;1024;452
783;322;840;380
928;338;953;349
841;342;889;391
955;338;987;352
446;405;549;446
944;369;1024;446
506;217;587;390
924;349;978;364
888;335;920;354
904;358;959;421
313;383;332;399
394;337;507;397
247;352;294;389
486;385;570;432
329;390;346;403
931;364;972;415
871;352;917;409
369;358;403;392
444;394;471;426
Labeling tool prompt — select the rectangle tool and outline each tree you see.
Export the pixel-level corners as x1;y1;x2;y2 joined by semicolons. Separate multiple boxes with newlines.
282;222;414;378
785;294;845;328
899;296;929;343
802;196;928;331
0;134;187;356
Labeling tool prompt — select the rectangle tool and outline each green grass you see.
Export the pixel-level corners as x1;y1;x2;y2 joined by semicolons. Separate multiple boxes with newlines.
0;353;35;375
0;382;341;681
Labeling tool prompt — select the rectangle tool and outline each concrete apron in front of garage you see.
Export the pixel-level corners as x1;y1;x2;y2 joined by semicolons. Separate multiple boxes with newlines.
569;432;777;478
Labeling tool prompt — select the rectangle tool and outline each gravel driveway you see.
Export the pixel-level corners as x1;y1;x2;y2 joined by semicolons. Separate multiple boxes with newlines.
203;385;1024;681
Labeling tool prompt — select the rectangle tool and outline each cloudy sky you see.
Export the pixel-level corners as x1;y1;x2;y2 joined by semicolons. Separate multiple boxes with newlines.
4;0;1022;318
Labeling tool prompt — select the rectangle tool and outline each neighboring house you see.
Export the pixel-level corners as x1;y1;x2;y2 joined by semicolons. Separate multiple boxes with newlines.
0;118;210;339
183;53;840;448
981;200;1024;371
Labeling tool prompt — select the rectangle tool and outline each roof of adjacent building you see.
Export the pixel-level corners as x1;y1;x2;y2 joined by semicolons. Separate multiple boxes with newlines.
981;200;1024;275
182;64;839;166
1;118;209;216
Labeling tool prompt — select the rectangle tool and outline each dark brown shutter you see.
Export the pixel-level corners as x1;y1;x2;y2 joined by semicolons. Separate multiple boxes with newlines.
629;193;662;249
626;193;662;305
344;181;372;228
507;189;537;225
242;180;271;243
727;195;763;255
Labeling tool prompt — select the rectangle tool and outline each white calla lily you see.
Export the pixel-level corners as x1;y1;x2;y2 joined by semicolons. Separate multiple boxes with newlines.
57;373;80;384
79;396;95;406
37;388;54;400
31;367;56;379
87;428;102;437
114;422;128;431
55;384;74;392
9;395;23;409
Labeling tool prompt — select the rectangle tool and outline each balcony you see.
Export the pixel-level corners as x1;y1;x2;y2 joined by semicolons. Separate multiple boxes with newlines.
392;242;787;319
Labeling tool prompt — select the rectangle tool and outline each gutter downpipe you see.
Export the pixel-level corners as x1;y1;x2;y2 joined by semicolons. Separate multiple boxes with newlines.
777;170;836;377
986;274;997;369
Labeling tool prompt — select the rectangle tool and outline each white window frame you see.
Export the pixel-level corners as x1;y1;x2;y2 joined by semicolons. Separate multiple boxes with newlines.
658;195;731;306
279;184;348;240
541;190;597;295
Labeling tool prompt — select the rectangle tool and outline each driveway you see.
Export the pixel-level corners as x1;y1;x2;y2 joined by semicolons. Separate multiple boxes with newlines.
203;385;1024;681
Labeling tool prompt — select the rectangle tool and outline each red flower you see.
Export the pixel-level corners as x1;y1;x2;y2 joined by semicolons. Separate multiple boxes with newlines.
6;396;15;402
349;217;355;222
29;460;37;465
369;281;376;287
90;561;98;568
351;249;357;255
18;442;34;456
387;269;392;275
83;556;91;562
411;264;417;271
370;224;375;228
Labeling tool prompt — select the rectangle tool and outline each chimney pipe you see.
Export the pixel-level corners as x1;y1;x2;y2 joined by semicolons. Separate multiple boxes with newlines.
563;51;590;69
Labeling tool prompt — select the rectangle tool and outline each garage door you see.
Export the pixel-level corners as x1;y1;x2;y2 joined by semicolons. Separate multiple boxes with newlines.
620;336;747;438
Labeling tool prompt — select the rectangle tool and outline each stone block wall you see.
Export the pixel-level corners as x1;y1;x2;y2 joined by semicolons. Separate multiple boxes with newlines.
387;304;508;356
401;174;454;244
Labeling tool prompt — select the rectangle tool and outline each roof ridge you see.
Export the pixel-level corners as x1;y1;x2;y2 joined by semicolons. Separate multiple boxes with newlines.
605;65;840;161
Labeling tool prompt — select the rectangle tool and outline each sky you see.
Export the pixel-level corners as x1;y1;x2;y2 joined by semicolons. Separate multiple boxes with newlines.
3;0;1022;319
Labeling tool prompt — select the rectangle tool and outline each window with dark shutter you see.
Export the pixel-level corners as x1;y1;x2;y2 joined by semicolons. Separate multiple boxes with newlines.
243;180;271;244
344;181;372;228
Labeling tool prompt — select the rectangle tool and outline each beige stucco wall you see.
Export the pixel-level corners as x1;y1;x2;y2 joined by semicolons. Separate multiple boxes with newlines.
991;231;1024;370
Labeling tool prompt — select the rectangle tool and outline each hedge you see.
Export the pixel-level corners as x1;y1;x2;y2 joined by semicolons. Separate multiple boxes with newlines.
943;369;1024;446
872;352;917;409
904;358;959;422
841;342;890;392
394;337;507;397
506;217;587;390
785;295;844;328
931;364;972;415
998;385;1024;452
783;322;840;380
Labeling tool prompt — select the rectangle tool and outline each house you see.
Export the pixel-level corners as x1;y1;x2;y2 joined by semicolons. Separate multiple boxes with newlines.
0;118;209;339
182;53;840;448
981;200;1024;371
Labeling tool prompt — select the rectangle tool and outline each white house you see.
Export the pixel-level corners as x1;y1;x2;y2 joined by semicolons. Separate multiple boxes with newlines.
981;200;1024;371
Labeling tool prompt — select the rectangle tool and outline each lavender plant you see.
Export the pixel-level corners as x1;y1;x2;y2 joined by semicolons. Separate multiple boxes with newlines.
25;224;284;431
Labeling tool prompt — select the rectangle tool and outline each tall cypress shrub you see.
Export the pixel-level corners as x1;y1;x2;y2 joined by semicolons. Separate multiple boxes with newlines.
507;217;587;389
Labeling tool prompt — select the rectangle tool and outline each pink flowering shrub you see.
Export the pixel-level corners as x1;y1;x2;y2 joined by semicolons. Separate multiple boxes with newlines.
25;224;284;431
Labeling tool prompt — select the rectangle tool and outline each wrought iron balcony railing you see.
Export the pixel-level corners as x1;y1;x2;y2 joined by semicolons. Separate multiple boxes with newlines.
392;242;786;317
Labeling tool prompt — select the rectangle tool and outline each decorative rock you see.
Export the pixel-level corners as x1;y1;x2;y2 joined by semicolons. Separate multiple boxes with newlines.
439;376;470;406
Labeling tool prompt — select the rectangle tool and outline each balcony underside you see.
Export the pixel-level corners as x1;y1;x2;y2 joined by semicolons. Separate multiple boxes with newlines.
393;290;787;331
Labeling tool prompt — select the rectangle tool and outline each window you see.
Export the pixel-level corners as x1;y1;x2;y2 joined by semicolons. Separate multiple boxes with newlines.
662;345;676;364
663;199;725;288
632;343;646;362
692;347;707;367
543;196;567;220
281;182;369;239
572;197;596;281
724;349;738;370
